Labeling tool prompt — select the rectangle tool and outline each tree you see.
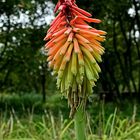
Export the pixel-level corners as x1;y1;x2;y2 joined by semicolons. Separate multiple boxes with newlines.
0;0;55;101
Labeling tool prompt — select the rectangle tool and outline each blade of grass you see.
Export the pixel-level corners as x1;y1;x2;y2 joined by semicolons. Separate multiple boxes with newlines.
109;108;117;138
60;119;74;139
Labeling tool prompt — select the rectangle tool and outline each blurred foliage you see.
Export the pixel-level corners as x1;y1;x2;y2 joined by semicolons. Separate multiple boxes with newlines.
0;0;56;100
0;93;68;116
0;0;140;102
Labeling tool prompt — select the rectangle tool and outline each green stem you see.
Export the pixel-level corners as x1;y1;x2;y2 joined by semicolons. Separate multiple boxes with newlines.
74;106;86;140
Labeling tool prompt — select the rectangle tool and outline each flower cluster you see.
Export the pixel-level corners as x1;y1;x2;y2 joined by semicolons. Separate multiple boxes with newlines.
44;0;106;117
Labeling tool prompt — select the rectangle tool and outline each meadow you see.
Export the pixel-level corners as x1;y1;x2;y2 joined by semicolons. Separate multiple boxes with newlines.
0;93;140;140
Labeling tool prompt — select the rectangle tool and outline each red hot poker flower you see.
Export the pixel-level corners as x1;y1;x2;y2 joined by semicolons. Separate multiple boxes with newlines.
44;0;106;117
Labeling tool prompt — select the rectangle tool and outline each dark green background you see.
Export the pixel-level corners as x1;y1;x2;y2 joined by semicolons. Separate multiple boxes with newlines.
0;0;139;102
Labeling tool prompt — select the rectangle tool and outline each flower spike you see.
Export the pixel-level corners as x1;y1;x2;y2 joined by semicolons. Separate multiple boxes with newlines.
44;0;106;117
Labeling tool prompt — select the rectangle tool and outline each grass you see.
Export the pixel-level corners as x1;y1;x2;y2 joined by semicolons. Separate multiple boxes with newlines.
0;109;74;140
0;93;140;140
1;108;140;140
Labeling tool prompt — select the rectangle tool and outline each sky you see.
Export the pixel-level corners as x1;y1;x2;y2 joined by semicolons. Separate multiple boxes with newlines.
0;1;55;29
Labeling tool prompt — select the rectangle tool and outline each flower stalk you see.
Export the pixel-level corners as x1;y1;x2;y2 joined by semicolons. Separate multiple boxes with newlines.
74;105;86;140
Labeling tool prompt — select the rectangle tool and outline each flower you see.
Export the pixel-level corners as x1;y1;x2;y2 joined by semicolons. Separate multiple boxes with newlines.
44;0;106;117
